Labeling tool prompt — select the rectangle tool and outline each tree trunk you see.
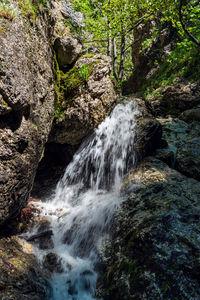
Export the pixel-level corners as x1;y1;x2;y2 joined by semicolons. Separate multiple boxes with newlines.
107;22;112;56
179;0;200;47
118;32;126;81
113;37;118;80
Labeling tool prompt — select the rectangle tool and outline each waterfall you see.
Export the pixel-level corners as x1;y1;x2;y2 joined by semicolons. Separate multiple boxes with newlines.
29;100;139;300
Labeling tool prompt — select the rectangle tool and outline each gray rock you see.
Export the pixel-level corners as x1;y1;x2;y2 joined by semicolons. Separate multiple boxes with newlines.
98;157;200;300
0;6;55;225
176;138;200;181
50;54;117;145
150;80;200;116
157;117;200;180
127;97;162;158
54;36;83;67
180;108;200;122
43;252;63;273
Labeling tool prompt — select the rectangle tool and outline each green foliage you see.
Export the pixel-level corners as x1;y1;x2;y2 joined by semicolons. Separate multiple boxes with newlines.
62;18;82;36
61;61;96;96
78;64;89;82
53;55;97;118
142;38;200;98
0;1;17;20
16;0;46;20
53;55;65;118
71;0;200;89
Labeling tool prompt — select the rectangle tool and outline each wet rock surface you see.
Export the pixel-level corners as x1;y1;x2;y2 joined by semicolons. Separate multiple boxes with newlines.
156;117;200;181
43;252;64;273
98;157;200;300
128;97;162;158
180;107;200;122
0;236;50;300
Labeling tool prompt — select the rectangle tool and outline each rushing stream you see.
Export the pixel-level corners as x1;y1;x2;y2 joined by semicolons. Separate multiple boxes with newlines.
28;101;139;300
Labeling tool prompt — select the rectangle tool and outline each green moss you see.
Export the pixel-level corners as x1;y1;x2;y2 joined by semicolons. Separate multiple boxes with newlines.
16;0;47;21
61;60;98;94
84;53;96;59
63;18;82;36
53;54;65;118
53;56;99;118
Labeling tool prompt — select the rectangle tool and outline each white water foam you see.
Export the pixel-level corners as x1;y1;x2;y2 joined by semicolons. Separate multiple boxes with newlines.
29;100;140;300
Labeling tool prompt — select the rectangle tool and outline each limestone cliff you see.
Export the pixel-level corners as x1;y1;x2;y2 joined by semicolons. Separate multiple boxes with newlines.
0;0;55;225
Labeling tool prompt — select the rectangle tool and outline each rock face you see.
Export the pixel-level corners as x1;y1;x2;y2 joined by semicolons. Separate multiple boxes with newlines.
0;237;50;299
0;6;55;225
129;97;162;158
156;117;200;182
180;107;200;122
123;21;177;94
51;0;83;68
50;54;117;145
98;157;200;300
150;80;200;116
54;36;83;67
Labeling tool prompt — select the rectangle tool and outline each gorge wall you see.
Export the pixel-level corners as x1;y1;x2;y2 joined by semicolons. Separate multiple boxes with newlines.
0;1;200;299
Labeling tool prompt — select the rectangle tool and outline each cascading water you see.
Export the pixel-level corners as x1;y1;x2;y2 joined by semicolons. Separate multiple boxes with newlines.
28;101;140;300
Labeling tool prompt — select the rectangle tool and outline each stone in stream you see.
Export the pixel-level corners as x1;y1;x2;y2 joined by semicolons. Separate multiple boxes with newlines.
0;237;50;299
43;252;64;273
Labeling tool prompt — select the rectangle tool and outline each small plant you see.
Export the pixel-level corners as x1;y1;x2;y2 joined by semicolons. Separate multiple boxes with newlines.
0;1;17;20
78;64;89;82
16;0;37;20
0;25;5;34
16;0;47;21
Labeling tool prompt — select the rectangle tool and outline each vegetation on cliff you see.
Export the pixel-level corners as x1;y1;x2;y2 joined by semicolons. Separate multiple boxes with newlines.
71;0;200;89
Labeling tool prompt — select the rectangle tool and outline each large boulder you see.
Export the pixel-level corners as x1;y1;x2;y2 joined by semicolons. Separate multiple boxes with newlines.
54;36;83;67
0;236;50;299
176;138;200;181
50;54;117;145
51;0;83;68
130;97;162;158
180;107;200;122
156;117;200;181
98;157;200;300
0;4;55;225
150;80;200;116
